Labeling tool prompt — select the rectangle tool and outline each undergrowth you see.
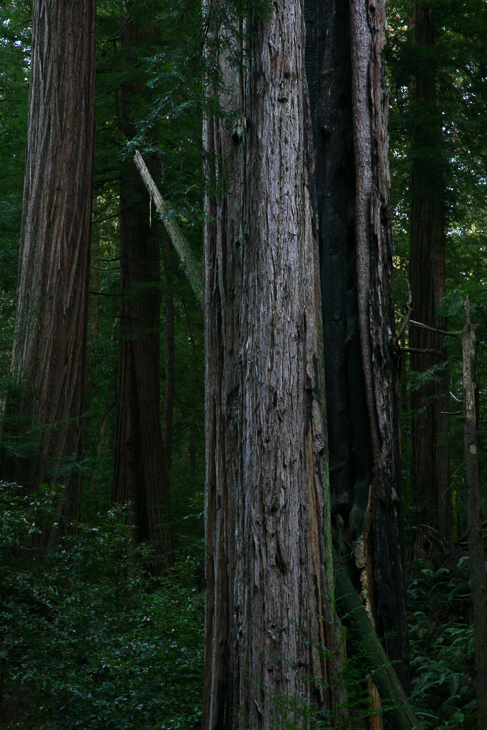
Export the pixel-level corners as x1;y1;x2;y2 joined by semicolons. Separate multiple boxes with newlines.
407;553;477;728
0;482;204;729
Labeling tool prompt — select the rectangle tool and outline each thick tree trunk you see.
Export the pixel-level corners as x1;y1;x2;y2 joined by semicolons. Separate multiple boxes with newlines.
0;0;96;530
306;0;410;689
112;176;172;559
461;300;487;730
203;4;337;727
112;16;172;565
409;4;450;538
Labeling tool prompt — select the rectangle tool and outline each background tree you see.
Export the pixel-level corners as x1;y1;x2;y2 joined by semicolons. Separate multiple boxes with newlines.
388;0;487;540
111;5;172;564
408;2;450;537
0;0;96;532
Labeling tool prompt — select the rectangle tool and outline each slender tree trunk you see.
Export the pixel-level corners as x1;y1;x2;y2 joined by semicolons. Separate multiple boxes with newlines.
306;0;410;689
203;4;337;726
409;3;450;538
0;0;96;530
461;299;487;730
162;233;175;472
112;16;172;565
349;0;410;689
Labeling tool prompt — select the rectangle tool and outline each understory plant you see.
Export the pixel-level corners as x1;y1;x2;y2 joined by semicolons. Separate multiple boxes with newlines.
0;482;204;729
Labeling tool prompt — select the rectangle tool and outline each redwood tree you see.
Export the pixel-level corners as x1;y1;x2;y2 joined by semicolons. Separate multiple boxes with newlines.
409;2;450;538
0;0;96;529
112;13;172;563
203;1;336;725
203;0;410;724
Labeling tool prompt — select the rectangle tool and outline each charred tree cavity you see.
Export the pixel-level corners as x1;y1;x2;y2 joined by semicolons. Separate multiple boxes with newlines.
306;0;371;548
306;0;410;689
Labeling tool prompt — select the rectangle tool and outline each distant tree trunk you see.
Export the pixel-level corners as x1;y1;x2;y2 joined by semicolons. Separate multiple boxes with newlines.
306;0;410;689
203;3;337;726
112;16;172;565
0;0;96;530
162;233;175;472
462;300;487;730
409;3;450;538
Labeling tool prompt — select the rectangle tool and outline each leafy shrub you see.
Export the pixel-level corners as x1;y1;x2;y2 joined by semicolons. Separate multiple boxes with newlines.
0;482;204;729
407;559;477;728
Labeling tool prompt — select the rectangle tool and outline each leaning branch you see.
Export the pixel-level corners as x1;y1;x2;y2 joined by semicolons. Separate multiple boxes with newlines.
133;150;204;311
333;549;419;730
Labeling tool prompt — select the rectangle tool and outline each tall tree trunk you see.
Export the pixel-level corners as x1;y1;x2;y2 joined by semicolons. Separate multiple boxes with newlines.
306;0;410;689
203;3;337;726
350;0;409;689
462;299;487;730
0;0;96;531
409;3;450;538
112;16;172;565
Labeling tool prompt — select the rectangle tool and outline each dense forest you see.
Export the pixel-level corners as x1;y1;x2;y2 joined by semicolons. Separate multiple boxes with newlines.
0;0;486;728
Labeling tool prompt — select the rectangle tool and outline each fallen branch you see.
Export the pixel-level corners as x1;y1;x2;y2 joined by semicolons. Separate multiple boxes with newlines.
334;548;419;730
133;150;204;311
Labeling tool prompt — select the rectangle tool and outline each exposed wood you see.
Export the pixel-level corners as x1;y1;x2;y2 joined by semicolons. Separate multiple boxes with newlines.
349;0;410;689
305;0;410;693
134;150;204;311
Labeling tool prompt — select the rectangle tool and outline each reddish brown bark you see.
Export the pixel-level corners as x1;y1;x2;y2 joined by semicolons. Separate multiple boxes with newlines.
0;0;96;530
410;4;450;537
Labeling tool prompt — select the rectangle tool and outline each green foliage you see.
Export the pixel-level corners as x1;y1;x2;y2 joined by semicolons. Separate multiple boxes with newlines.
407;558;477;728
0;3;30;388
0;482;204;729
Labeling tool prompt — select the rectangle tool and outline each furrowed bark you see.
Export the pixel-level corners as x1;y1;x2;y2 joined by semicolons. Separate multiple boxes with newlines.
0;0;96;533
203;3;336;726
